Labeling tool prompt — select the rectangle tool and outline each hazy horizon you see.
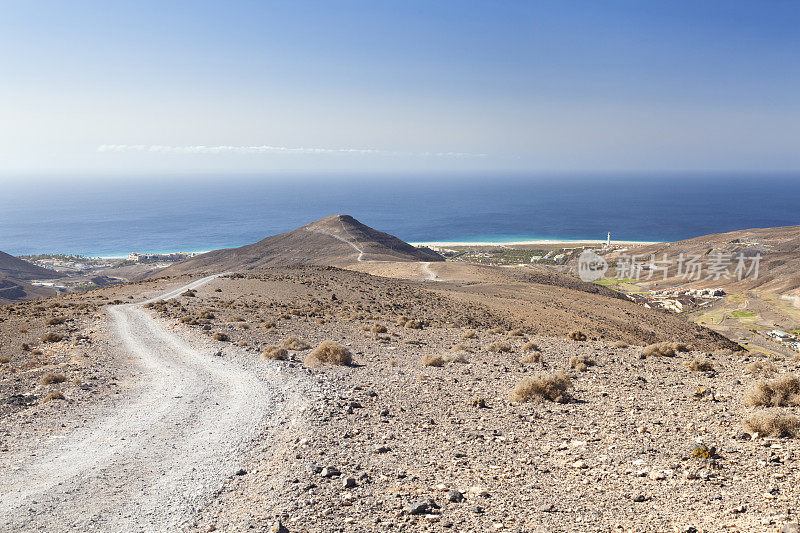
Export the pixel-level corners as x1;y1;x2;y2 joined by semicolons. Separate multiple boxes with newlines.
2;1;800;179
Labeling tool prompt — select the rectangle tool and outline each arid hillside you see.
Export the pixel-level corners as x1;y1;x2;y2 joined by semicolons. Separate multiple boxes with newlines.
0;274;56;304
0;251;63;281
158;215;443;276
608;225;800;295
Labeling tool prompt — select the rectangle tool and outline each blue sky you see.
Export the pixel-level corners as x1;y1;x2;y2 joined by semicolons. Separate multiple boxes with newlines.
1;1;798;175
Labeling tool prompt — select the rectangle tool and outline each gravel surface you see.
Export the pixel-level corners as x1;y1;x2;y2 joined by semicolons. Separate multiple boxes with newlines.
0;275;313;532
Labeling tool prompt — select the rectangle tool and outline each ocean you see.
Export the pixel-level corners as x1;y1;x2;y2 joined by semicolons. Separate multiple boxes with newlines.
1;173;798;257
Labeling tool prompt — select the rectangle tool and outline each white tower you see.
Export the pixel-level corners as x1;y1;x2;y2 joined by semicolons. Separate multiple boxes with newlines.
606;232;611;247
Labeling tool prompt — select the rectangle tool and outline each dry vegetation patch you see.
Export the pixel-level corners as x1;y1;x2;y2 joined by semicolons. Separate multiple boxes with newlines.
282;336;311;350
212;332;229;342
40;373;67;385
305;341;352;367
567;330;587;341
520;352;542;364
745;360;776;374
642;342;691;357
570;355;595;371
743;410;800;437
486;341;512;353
262;345;289;360
421;354;445;367
744;375;800;407
509;371;572;403
688;358;714;372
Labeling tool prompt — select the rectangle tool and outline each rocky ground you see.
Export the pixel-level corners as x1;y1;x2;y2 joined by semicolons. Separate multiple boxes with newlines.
3;267;800;531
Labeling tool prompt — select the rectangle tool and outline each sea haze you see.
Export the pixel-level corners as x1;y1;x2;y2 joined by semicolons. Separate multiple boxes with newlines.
1;174;798;256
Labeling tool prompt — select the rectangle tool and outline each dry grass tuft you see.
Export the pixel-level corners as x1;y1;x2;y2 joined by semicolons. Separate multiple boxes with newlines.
41;332;63;343
744;375;800;407
370;324;388;334
40;373;67;385
509;371;572;403
46;316;67;325
421;354;446;367
43;391;66;402
743;410;800;437
446;352;469;363
520;352;542;364
488;326;506;335
305;341;352;367
570;355;595;371
404;319;423;330
612;341;628;349
282;336;311;350
486;342;512;353
0;356;10;364
642;342;691;357
451;343;471;352
212;332;229;341
462;330;477;339
745;360;777;374
262;345;289;360
568;330;587;341
688;358;714;372
522;341;539;352
509;328;525;336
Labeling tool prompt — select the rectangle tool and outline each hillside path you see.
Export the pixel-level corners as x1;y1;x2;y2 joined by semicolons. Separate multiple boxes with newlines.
0;275;288;532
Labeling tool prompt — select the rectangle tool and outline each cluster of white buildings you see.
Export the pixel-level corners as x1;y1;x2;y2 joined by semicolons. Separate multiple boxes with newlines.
763;329;800;352
127;252;197;263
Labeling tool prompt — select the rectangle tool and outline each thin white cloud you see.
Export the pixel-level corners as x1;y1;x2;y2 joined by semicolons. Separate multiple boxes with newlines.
97;144;485;158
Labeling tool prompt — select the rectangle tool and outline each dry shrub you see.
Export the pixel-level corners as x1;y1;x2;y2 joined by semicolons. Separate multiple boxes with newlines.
46;316;67;325
487;342;512;353
21;343;30;352
522;341;539;352
421;354;445;367
509;371;572;403
237;323;249;330
305;341;352;367
212;332;229;341
743;410;800;437
43;391;66;402
612;341;628;349
282;336;311;350
41;332;63;343
488;326;506;335
568;330;587;341
642;342;690;357
446;352;469;363
182;289;196;297
179;316;198;325
744;375;800;407
688;358;714;372
404;320;423;330
509;328;525;336
40;373;67;385
263;345;288;360
451;343;471;352
370;324;388;334
462;330;477;339
0;356;10;364
520;352;542;363
745;360;776;374
228;316;244;322
570;355;595;371
198;310;215;319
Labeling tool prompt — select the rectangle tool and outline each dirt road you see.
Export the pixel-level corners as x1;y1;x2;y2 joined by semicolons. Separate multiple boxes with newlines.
0;275;291;532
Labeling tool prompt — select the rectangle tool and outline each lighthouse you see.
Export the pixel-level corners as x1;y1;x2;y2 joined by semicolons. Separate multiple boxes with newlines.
606;232;611;247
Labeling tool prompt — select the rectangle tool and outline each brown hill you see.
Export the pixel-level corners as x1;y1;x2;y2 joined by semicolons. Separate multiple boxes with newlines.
158;215;444;276
0;251;63;281
608;225;800;294
0;274;57;304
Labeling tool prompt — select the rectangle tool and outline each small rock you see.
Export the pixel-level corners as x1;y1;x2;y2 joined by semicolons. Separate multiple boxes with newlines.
447;490;465;503
235;469;247;476
342;476;356;488
320;466;340;478
306;464;322;474
407;500;429;515
632;494;649;503
374;445;391;454
538;503;555;512
269;521;289;533
781;524;800;533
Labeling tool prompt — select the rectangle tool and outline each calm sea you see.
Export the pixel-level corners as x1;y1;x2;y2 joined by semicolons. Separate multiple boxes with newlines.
1;173;798;256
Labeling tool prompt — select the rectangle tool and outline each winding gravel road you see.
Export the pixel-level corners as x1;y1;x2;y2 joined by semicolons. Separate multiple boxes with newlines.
0;275;283;532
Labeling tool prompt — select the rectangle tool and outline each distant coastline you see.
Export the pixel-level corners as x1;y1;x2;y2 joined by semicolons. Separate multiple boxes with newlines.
411;239;661;247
